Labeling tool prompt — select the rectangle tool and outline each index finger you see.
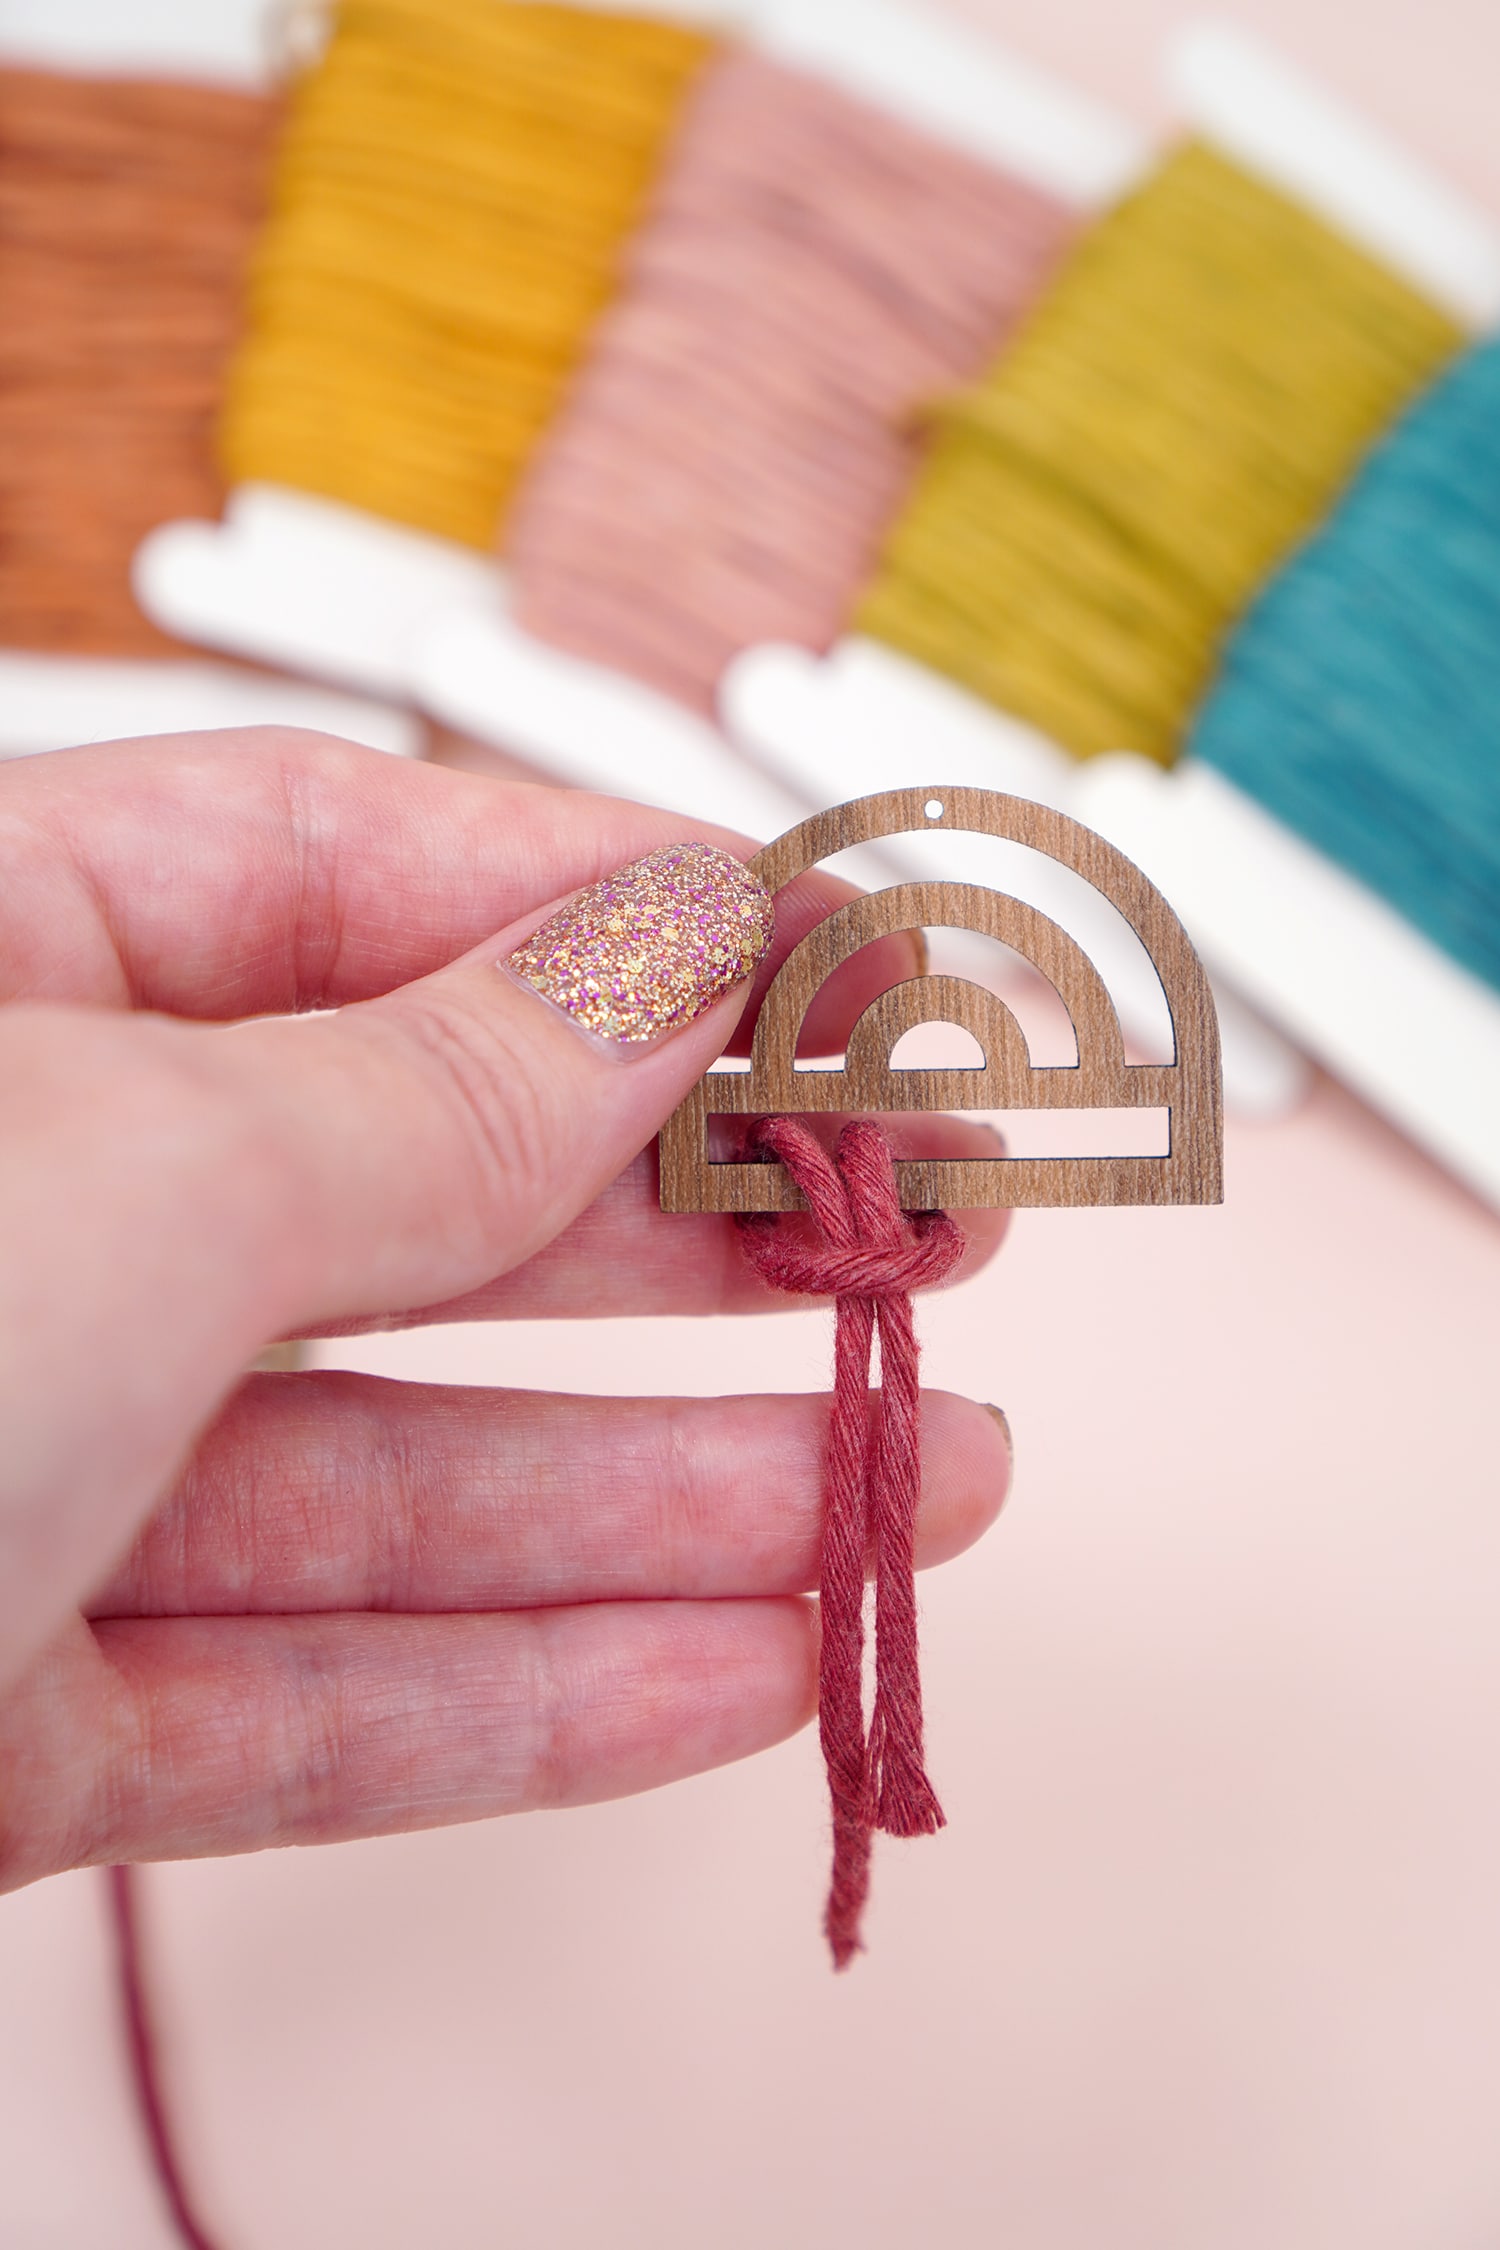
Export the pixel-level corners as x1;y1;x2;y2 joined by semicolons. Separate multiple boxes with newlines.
0;727;920;1048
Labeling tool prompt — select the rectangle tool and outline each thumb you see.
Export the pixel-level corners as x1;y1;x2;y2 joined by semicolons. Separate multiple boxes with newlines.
231;837;775;1332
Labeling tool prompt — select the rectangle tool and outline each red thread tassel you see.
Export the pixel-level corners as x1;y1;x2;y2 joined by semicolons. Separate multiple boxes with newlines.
738;1118;963;1966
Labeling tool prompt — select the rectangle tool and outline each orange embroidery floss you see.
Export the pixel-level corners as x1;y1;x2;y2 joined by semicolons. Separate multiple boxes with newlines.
0;68;277;655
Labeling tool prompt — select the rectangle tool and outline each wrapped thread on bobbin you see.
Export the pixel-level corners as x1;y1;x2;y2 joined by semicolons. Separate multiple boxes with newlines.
738;1117;964;1966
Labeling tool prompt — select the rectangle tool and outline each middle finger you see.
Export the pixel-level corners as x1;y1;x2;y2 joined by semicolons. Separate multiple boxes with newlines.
88;1371;1011;1619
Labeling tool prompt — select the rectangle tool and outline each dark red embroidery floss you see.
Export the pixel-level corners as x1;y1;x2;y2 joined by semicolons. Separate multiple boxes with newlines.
105;1864;223;2250
737;1117;964;1966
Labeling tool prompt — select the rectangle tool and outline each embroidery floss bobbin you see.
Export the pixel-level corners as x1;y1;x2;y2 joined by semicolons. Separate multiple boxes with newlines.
1190;332;1500;999
0;67;277;656
718;25;1500;1121
136;1;1138;832
1053;29;1500;1212
409;0;1140;844
0;60;414;759
220;0;717;551
856;135;1463;766
134;0;748;756
503;45;1074;712
1059;331;1500;1215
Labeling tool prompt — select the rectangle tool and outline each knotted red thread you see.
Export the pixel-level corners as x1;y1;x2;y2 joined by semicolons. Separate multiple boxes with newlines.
737;1117;964;1967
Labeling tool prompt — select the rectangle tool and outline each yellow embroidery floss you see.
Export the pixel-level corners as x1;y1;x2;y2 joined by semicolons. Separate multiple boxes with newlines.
221;0;713;549
859;140;1463;765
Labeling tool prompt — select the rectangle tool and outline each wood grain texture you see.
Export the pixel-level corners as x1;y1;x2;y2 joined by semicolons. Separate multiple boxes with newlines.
660;786;1223;1213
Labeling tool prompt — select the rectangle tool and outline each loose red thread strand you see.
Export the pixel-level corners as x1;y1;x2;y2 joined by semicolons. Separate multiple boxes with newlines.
737;1117;963;1966
104;1864;224;2250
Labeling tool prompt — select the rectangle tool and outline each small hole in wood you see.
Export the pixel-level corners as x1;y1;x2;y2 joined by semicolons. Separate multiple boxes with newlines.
924;798;945;820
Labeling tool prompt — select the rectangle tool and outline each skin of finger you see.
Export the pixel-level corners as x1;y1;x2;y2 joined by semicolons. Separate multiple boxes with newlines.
305;1132;1010;1334
0;1003;316;1688
224;931;773;1331
0;938;756;1687
0;1599;817;1891
0;728;921;1042
87;1375;1011;1618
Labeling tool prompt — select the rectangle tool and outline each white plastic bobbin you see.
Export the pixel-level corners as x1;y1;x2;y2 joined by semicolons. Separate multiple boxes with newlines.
417;610;806;846
0;652;418;762
135;486;502;706
1072;755;1500;1213
747;0;1147;206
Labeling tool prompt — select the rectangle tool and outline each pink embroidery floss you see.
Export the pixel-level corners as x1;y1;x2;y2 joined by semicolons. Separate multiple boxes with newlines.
505;50;1072;712
738;1117;964;1966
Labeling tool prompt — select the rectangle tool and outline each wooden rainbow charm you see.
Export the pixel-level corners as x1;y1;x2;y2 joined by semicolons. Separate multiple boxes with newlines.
660;785;1223;1213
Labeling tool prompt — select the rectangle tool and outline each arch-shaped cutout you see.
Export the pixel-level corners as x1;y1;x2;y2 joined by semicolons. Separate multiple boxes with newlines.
802;971;1031;1094
660;786;1222;1213
756;884;1124;1113
868;980;1011;1083
888;1019;987;1072
813;825;1177;1063
794;925;1080;1067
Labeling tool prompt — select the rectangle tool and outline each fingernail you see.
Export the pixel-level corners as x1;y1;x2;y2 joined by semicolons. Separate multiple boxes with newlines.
505;841;775;1045
983;1402;1013;1470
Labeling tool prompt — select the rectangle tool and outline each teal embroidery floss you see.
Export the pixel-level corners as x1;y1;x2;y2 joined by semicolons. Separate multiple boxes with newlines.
1188;336;1500;995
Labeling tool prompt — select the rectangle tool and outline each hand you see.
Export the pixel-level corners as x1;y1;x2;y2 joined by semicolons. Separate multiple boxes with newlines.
0;729;1008;1891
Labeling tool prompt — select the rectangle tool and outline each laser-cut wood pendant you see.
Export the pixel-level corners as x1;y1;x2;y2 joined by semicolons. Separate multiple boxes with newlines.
660;786;1223;1213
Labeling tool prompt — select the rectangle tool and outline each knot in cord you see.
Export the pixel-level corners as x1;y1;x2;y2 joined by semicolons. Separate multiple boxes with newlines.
737;1224;963;1299
737;1116;965;1302
736;1116;963;1968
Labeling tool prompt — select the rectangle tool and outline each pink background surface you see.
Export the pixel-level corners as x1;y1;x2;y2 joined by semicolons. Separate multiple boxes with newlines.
5;5;1500;2246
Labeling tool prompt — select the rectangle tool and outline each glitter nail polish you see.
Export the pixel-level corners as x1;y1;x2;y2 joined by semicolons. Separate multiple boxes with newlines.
505;841;775;1045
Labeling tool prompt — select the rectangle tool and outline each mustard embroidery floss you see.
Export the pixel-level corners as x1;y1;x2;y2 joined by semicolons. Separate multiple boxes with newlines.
220;0;713;550
858;140;1463;765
